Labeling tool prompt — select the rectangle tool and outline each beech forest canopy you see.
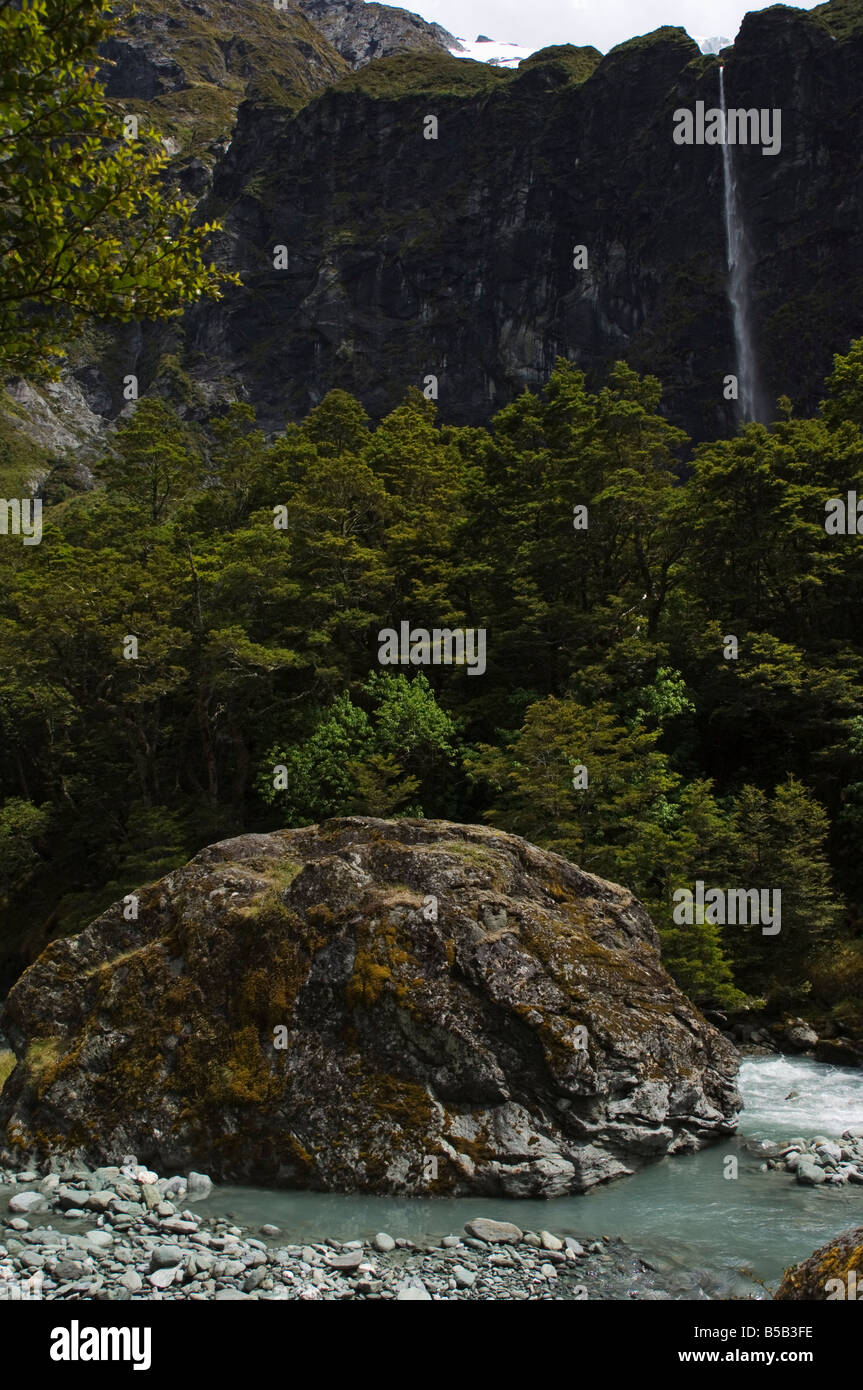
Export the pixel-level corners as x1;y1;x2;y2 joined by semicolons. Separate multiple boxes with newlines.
2;345;863;1028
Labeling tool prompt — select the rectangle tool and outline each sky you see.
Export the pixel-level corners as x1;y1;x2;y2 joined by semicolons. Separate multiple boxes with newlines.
411;1;825;54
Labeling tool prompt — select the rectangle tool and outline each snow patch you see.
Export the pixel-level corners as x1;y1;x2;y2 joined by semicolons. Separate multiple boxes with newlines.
449;36;537;68
693;35;733;55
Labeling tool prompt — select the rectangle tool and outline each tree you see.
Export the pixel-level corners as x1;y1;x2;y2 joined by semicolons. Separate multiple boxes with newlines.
98;398;204;522
259;673;459;824
0;796;49;897
727;777;841;994
0;0;235;375
466;694;676;880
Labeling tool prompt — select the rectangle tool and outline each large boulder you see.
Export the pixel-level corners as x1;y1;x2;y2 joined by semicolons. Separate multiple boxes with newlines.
0;817;740;1195
775;1227;863;1300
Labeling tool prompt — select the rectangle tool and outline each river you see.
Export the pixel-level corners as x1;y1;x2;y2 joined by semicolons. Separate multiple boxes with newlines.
187;1055;863;1295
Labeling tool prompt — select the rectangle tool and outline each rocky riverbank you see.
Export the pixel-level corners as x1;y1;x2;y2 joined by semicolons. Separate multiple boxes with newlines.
0;1160;731;1301
745;1128;863;1186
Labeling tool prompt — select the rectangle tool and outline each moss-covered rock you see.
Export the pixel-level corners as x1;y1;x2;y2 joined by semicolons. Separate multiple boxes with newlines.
0;817;740;1195
775;1226;863;1299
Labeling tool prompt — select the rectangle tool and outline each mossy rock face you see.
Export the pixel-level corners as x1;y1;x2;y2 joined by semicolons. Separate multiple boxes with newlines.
0;817;740;1196
775;1226;863;1299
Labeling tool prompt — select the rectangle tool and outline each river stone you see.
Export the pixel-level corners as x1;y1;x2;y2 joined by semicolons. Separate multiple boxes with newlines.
776;1226;863;1299
86;1190;117;1211
0;818;740;1195
57;1185;90;1209
452;1264;476;1288
149;1244;184;1271
796;1158;827;1186
373;1232;395;1252
328;1250;364;1270
465;1218;523;1244
8;1190;48;1214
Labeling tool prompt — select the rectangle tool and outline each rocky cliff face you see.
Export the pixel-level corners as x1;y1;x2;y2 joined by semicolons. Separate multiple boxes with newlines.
295;0;457;68
96;0;861;443
0;818;740;1195
8;2;862;459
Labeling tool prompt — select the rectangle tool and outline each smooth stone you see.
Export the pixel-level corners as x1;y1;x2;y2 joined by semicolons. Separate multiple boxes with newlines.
186;1172;213;1198
149;1244;184;1271
86;1191;117;1212
215;1289;249;1299
373;1232;395;1253
328;1250;364;1270
57;1186;90;1209
796;1159;827;1186
564;1237;585;1255
147;1267;176;1289
120;1270;142;1292
441;1236;461;1249
86;1231;114;1248
260;1225;280;1237
464;1218;523;1244
452;1264;476;1288
540;1230;564;1252
9;1190;50;1215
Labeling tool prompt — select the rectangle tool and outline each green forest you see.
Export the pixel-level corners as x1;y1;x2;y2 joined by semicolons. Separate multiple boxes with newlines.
2;343;863;1028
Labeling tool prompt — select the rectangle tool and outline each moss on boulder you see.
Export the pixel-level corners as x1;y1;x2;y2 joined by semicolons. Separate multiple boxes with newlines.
0;817;740;1196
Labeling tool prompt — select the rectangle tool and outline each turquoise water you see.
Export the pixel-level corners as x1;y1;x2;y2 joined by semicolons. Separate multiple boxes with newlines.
3;1056;860;1293
192;1056;863;1292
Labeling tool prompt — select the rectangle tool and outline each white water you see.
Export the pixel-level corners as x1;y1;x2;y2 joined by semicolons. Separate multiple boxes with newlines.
4;1058;860;1294
739;1054;863;1138
719;67;763;424
184;1057;863;1292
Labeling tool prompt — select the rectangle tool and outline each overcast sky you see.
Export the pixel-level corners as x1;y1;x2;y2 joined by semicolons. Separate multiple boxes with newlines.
413;1;824;53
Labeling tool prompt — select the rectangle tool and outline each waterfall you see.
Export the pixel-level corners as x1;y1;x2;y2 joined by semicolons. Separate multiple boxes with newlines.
719;67;762;423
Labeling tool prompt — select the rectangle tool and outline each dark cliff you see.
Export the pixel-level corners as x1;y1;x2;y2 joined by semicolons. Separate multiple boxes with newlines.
7;1;863;452
117;1;863;441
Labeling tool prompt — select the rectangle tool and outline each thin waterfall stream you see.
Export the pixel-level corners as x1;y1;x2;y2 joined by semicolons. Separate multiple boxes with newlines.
719;66;762;422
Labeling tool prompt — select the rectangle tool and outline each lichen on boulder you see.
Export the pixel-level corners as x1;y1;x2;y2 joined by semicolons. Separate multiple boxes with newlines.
775;1225;863;1299
0;817;740;1196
